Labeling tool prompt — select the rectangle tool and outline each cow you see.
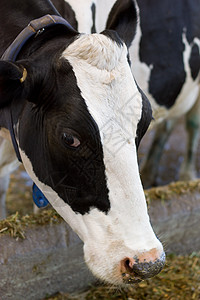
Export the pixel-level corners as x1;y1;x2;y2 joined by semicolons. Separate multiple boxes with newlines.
0;0;165;286
131;0;200;187
54;0;200;188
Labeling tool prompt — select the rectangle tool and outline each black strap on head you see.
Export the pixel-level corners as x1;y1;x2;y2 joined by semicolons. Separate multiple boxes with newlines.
1;15;76;162
3;107;22;162
2;15;76;61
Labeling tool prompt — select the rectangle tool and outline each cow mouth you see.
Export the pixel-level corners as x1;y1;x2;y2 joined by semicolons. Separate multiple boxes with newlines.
122;273;143;285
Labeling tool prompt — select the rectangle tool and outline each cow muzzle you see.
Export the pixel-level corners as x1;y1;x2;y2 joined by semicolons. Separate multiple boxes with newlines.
120;249;165;284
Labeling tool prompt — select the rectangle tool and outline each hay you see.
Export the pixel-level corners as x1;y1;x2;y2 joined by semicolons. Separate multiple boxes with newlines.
45;253;200;300
0;210;62;239
145;179;200;204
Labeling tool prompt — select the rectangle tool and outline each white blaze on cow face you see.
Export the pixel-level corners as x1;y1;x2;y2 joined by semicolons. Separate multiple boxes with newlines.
63;33;163;283
20;33;164;285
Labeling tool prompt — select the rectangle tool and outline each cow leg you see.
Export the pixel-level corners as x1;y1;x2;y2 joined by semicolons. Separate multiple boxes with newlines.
140;119;176;188
179;96;200;180
0;137;20;219
33;204;40;214
0;175;10;219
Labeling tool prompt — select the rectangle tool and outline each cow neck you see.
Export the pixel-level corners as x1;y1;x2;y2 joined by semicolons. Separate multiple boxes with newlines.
1;14;76;162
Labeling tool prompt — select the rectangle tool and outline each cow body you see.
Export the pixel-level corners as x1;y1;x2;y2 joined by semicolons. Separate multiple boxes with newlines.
57;0;200;187
0;0;164;286
131;0;200;186
131;0;200;118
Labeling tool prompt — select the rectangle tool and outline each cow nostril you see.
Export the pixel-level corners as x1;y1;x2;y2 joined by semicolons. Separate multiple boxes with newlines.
121;257;137;275
125;257;138;272
125;259;130;267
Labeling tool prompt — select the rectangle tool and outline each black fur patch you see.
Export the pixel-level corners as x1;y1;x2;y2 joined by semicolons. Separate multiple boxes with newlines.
106;0;137;48
91;3;96;33
189;43;200;80
19;58;110;215
101;29;123;47
136;86;152;149
51;0;78;30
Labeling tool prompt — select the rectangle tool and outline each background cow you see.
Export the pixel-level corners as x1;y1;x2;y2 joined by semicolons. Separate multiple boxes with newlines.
0;0;165;286
54;0;200;188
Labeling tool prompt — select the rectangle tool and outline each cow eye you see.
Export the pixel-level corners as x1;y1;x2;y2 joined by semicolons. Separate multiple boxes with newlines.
62;133;81;148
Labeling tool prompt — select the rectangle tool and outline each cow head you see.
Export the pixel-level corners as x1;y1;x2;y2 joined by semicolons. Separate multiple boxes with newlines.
0;0;165;286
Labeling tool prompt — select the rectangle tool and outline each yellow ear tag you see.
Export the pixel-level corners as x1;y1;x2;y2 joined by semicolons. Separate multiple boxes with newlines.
20;68;27;83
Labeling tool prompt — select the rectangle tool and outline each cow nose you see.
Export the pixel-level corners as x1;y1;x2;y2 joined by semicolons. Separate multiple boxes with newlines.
120;250;165;284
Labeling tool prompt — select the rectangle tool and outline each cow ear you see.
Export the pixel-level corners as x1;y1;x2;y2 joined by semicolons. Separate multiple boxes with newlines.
135;87;152;149
0;60;27;108
105;0;137;48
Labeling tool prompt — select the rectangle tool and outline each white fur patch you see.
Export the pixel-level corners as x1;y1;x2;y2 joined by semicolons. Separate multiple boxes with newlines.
95;0;117;32
64;0;117;34
64;0;95;33
62;33;127;71
60;33;164;283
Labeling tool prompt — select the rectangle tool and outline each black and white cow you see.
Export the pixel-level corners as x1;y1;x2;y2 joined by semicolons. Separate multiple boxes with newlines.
56;0;200;187
131;0;200;187
0;0;165;286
